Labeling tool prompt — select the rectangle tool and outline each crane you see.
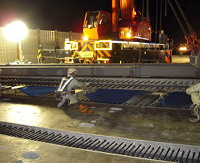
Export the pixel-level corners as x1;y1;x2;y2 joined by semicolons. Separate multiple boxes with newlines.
83;0;151;41
39;0;173;64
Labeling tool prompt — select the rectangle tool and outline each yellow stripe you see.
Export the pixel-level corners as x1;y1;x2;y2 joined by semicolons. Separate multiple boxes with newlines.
88;44;93;51
38;50;41;58
103;50;111;57
81;44;87;52
72;51;77;57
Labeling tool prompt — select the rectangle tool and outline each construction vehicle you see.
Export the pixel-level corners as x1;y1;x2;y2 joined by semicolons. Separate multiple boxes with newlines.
39;0;172;64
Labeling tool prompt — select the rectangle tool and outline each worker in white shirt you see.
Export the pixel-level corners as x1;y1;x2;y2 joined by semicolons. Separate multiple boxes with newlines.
56;68;89;107
186;83;200;122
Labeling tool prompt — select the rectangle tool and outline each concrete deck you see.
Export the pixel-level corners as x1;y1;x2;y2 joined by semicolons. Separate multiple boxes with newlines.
0;97;199;162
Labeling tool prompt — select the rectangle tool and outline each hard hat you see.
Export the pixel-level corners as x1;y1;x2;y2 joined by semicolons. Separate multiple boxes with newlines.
68;68;78;74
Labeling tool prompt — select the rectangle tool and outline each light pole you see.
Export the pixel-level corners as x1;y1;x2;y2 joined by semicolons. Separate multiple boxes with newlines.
3;21;28;63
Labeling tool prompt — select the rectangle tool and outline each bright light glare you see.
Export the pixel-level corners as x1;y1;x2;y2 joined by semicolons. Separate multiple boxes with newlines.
179;47;187;51
3;21;28;42
83;35;88;41
126;33;131;38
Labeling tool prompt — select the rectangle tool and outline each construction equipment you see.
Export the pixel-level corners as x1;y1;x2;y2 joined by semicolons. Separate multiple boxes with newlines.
39;0;172;64
168;0;200;56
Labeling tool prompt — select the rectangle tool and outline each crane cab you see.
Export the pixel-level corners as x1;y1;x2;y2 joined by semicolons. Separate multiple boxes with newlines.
83;11;111;40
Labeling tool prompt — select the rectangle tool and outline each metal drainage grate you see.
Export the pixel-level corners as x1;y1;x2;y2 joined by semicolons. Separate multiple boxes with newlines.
0;121;200;163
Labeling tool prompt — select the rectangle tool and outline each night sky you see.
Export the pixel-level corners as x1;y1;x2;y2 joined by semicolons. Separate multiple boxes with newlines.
0;0;199;49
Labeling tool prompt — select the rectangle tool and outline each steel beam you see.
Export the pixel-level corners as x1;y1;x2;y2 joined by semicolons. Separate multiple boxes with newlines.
0;63;199;78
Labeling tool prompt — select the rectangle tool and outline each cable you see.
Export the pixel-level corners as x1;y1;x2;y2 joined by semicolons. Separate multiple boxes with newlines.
175;0;194;35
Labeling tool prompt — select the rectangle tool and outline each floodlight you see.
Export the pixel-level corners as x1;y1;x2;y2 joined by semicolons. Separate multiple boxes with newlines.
3;21;28;62
3;21;28;42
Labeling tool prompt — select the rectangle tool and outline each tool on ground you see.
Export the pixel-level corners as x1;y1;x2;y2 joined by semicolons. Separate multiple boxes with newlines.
79;104;93;114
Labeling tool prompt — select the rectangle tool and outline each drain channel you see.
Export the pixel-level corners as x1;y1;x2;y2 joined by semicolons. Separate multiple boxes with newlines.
0;121;199;163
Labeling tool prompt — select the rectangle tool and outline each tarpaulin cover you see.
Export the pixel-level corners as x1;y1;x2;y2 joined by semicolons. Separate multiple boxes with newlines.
159;92;192;108
20;86;57;97
86;89;150;104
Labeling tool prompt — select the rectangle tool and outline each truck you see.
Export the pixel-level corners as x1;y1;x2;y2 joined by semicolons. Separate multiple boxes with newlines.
39;0;172;64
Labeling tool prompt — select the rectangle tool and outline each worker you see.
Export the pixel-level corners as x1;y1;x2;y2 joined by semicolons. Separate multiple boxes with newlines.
186;83;200;106
186;83;200;122
56;68;89;108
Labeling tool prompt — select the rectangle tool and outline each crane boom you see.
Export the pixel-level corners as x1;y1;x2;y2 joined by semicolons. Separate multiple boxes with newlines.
174;0;194;35
120;0;134;20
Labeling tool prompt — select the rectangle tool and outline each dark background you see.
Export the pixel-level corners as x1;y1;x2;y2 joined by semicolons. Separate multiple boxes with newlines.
0;0;199;50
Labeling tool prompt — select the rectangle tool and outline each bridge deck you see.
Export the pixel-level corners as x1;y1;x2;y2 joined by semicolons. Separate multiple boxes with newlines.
0;97;199;162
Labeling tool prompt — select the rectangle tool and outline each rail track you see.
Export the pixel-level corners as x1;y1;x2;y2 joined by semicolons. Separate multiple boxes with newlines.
1;76;200;92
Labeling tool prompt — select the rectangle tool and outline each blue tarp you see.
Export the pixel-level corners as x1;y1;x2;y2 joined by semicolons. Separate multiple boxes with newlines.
20;86;57;97
86;89;150;104
159;92;192;108
19;86;193;109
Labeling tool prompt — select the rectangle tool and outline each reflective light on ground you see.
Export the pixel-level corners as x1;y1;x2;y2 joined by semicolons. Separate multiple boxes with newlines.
7;104;41;125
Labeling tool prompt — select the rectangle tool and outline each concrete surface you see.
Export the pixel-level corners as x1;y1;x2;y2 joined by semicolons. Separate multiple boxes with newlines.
172;55;190;63
0;97;199;162
0;135;169;163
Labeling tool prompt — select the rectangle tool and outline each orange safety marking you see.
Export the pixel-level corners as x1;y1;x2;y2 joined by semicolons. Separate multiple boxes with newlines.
83;58;93;64
165;50;172;63
103;50;111;57
81;58;86;63
165;56;171;63
93;51;97;59
166;50;172;56
97;50;105;57
95;51;101;58
79;58;83;63
72;51;77;57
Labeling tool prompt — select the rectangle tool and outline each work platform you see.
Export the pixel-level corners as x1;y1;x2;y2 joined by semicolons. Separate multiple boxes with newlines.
0;63;200;162
0;97;200;163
